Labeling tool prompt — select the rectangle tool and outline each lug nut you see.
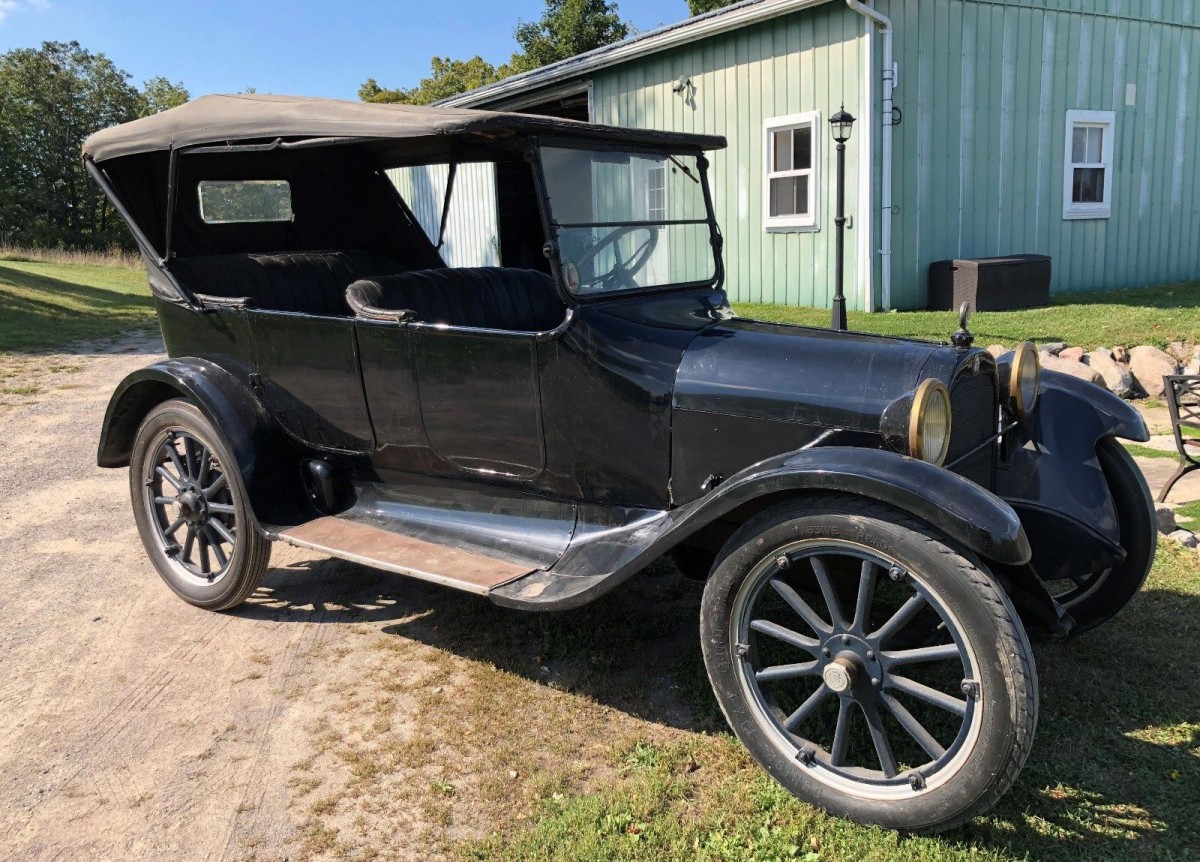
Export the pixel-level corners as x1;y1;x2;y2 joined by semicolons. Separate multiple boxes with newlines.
871;678;881;688
866;650;876;661
888;565;906;582
841;635;851;645
822;647;831;657
775;555;790;570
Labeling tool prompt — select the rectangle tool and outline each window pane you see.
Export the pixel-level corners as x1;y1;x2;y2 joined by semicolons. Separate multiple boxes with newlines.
794;126;812;170
1072;167;1105;203
769;175;809;217
1086;126;1104;163
1071;127;1088;164
198;180;292;224
772;129;793;172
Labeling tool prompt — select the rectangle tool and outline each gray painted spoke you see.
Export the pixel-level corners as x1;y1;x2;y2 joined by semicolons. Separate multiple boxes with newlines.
870;593;927;646
197;449;212;485
882;643;962;667
183;437;198;479
165;444;188;481
749;619;821;653
810;555;849;630
203;473;227;499
198;533;210;574
207;502;235;515
770;578;831;635
880;690;947;761
755;660;820;683
182;526;195;563
208;518;236;546
861;699;899;778
782;683;830;732
830;697;853;766
156;466;184;491
851;559;878;634
163;516;186;537
888;675;968;717
153;495;178;506
205;527;228;568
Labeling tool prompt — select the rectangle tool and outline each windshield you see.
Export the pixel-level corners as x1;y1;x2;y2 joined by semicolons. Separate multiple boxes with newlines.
540;147;717;296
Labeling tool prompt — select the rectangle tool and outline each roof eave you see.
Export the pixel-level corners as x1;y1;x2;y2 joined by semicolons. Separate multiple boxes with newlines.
437;0;834;109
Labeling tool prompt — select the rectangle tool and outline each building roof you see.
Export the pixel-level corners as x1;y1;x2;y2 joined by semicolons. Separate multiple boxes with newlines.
82;93;726;164
437;0;834;109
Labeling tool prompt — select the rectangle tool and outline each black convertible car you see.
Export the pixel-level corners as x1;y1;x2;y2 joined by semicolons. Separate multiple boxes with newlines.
84;94;1155;832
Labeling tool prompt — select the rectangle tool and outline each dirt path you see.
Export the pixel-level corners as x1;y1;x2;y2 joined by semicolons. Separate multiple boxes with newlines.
0;334;704;861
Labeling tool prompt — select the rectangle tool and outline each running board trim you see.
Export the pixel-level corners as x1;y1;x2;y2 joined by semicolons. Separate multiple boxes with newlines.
269;517;537;596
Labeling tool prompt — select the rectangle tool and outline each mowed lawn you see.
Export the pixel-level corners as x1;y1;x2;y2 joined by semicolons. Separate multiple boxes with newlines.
739;281;1200;351
0;257;154;354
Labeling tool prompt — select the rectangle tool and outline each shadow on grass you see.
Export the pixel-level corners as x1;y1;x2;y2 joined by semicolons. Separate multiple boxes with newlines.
0;263;156;354
239;552;1199;859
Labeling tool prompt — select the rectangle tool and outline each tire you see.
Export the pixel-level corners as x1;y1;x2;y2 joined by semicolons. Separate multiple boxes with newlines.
700;494;1037;833
1044;437;1156;635
129;399;271;611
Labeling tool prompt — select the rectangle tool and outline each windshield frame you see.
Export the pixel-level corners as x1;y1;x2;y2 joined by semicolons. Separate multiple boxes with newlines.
530;136;724;304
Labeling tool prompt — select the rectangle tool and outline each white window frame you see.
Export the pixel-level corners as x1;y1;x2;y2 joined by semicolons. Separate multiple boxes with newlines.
1063;109;1116;220
764;111;821;232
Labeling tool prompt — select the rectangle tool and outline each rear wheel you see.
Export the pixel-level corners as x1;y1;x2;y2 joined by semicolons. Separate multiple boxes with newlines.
1041;437;1156;634
700;495;1037;832
129;399;271;611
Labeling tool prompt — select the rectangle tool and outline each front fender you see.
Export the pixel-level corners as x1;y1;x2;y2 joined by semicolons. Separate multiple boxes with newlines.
683;446;1032;565
97;359;308;525
1036;368;1148;442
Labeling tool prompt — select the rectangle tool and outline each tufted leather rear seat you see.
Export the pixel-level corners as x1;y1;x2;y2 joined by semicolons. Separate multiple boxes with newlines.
346;267;565;332
168;251;411;316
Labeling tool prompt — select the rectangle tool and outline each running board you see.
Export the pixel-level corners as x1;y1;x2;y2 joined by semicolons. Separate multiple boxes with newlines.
270;517;538;595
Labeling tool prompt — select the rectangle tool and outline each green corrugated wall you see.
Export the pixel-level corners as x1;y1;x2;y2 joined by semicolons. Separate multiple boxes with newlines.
591;2;868;309
587;0;1200;309
880;0;1200;307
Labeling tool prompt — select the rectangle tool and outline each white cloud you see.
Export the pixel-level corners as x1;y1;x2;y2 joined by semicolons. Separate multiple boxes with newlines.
0;1;50;25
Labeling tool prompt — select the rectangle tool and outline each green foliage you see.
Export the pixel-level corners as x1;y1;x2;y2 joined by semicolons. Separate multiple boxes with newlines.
359;0;629;104
0;41;190;250
139;75;190;116
687;0;738;15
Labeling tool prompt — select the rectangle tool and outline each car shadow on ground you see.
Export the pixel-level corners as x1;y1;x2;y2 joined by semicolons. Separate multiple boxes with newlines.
237;557;1200;858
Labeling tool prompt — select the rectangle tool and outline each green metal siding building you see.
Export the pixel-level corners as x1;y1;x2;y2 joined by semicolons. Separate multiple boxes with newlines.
439;0;1200;311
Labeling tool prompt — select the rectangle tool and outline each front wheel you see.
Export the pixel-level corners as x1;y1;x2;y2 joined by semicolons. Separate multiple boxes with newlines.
700;495;1037;833
129;399;271;611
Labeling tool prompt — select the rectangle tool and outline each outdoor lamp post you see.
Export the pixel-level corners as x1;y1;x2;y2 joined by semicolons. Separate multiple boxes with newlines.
829;106;856;331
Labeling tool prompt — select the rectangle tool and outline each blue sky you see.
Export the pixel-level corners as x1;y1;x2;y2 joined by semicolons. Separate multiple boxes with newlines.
0;0;691;99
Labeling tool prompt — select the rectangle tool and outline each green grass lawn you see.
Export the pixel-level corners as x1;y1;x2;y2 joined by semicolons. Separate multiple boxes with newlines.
0;258;154;354
737;281;1200;352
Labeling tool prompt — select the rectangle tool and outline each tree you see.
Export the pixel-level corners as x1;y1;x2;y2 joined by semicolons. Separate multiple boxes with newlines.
686;0;736;14
0;41;142;248
140;76;189;116
359;56;501;105
358;0;630;104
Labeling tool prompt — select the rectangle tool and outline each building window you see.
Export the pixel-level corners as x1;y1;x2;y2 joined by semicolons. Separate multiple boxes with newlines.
646;163;667;220
1063;110;1115;220
764;112;820;231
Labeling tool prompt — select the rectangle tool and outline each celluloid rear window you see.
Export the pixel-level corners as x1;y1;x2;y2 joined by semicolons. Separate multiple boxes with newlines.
198;180;293;224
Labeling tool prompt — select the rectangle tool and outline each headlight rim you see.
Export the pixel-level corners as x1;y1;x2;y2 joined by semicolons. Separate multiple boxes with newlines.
1010;341;1040;417
908;378;953;466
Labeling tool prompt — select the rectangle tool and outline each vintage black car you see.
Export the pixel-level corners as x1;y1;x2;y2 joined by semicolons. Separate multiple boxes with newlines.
85;95;1155;833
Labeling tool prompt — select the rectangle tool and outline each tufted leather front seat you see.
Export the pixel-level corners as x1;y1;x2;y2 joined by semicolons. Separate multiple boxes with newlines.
168;251;410;316
346;267;565;332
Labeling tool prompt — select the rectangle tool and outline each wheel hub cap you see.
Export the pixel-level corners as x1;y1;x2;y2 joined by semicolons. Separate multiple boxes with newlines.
822;656;858;693
178;489;208;525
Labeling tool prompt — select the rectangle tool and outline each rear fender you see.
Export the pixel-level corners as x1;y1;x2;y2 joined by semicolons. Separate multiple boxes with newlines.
97;359;310;525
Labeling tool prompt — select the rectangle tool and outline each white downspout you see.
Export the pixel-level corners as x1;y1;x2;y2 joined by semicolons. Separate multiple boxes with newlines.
845;0;894;311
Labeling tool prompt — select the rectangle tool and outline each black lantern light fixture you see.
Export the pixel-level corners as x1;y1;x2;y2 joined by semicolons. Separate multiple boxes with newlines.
829;106;856;331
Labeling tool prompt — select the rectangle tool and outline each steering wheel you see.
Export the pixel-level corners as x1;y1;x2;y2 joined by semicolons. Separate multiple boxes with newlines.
574;225;660;292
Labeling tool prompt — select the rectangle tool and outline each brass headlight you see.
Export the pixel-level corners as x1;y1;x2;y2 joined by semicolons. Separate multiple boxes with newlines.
1010;341;1040;417
909;379;952;465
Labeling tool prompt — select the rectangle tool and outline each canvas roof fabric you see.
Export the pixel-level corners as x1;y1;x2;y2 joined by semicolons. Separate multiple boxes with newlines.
82;93;726;163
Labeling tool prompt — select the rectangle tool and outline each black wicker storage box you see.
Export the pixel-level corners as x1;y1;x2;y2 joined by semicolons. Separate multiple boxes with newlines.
928;254;1052;311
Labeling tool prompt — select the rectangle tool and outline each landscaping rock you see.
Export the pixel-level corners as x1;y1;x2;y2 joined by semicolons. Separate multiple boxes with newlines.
1167;529;1198;549
1169;341;1190;363
1040;354;1105;387
1111;345;1130;363
1084;350;1137;399
1156;504;1177;535
1187;346;1200;376
1059;346;1085;362
986;344;1007;359
1041;342;1068;356
1128;345;1179;398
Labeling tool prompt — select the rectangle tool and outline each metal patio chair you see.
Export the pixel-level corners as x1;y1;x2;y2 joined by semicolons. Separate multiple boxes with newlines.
1158;374;1200;503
